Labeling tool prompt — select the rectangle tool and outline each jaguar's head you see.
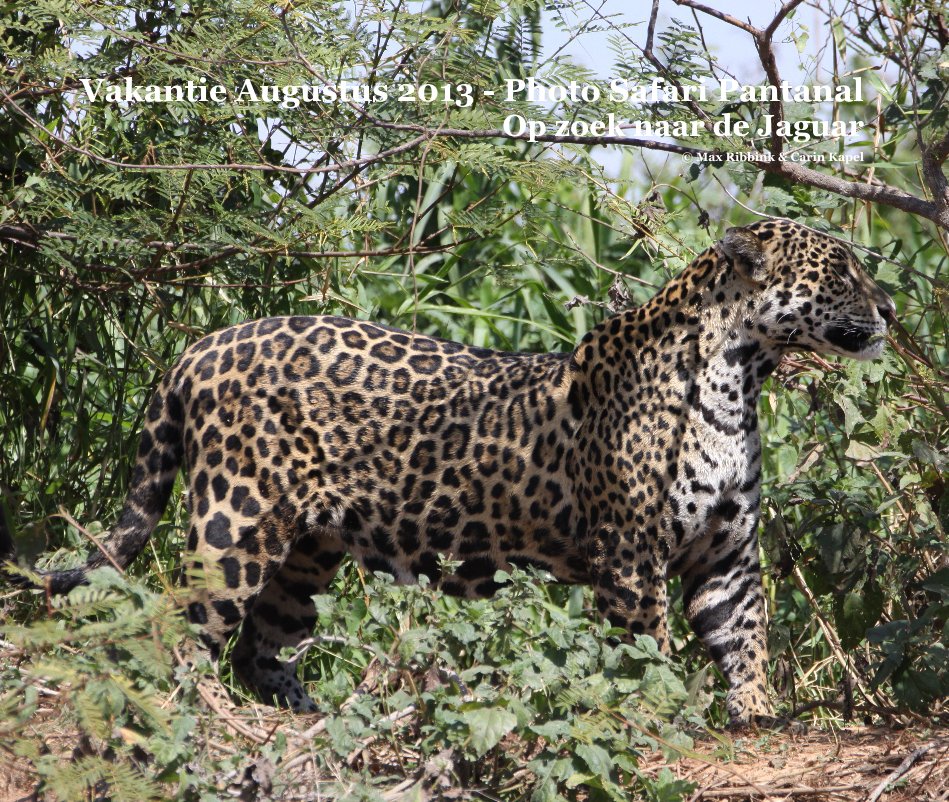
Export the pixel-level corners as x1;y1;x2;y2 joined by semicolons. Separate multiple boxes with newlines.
719;219;896;360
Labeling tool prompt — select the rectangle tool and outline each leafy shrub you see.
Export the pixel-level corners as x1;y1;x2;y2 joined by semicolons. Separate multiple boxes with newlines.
1;565;711;800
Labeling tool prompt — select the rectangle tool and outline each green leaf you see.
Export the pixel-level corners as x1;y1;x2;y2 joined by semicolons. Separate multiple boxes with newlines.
530;720;571;740
643;767;698;802
575;742;614;777
912;439;947;469
834;583;884;649
462;706;517;757
891;665;943;711
921;568;949;597
836;396;863;435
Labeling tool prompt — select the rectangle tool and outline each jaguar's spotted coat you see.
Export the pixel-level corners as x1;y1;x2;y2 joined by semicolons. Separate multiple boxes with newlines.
24;220;895;725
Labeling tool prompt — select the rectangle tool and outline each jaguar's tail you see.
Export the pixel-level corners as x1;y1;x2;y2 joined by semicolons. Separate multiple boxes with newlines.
5;370;186;595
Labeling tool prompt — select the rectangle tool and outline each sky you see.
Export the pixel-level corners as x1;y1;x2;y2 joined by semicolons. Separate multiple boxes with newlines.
534;1;848;176
539;0;826;85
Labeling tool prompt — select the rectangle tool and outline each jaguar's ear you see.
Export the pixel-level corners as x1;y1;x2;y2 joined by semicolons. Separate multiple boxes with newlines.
718;227;767;283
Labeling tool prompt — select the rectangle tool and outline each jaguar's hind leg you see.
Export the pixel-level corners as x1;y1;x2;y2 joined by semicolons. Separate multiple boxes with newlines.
231;529;345;712
180;503;299;700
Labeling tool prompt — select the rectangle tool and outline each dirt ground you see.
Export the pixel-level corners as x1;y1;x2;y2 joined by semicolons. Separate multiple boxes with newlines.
2;722;946;801
639;726;949;802
0;763;33;802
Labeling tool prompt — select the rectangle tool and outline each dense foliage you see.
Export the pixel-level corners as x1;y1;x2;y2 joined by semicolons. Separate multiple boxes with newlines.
1;0;946;798
3;566;711;799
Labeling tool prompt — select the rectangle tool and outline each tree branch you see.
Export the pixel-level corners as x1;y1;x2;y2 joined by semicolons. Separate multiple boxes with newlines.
0;89;435;176
676;0;806;158
0;222;485;279
4;96;944;229
6;0;948;233
760;159;946;226
757;0;807;157
352;120;949;229
670;0;759;36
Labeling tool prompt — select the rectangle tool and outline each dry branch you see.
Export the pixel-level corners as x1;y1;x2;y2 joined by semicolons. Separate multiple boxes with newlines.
865;741;939;802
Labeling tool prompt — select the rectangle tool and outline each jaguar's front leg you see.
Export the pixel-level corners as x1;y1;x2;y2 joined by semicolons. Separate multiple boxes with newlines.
679;515;772;727
587;524;670;652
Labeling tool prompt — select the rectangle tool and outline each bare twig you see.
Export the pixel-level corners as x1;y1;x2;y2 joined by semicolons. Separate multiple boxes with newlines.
698;783;882;798
865;741;937;802
171;645;270;745
53;508;125;576
791;565;898;720
670;0;759;35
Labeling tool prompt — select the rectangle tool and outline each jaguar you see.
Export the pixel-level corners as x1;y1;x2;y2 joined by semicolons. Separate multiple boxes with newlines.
9;219;895;726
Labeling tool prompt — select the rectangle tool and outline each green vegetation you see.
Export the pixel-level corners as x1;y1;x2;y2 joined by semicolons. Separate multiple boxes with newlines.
3;566;711;799
1;0;946;798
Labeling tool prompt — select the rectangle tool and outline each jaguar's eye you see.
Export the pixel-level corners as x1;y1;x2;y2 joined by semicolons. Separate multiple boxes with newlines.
832;261;851;278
